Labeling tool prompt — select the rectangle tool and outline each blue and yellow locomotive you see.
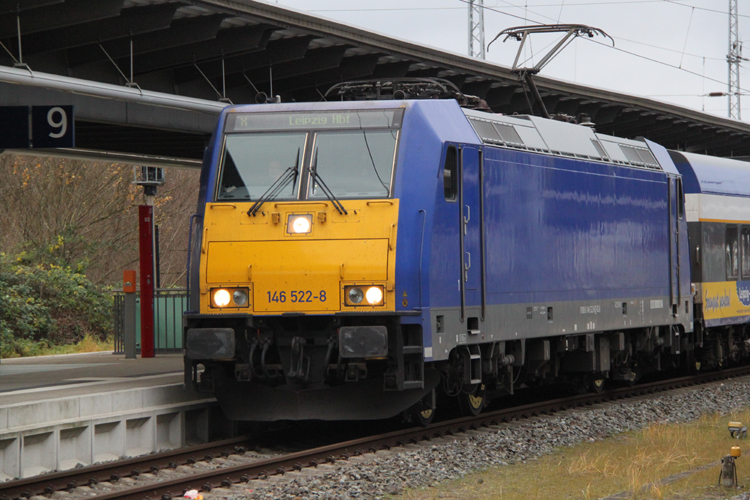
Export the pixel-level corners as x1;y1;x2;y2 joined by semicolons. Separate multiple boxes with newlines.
185;82;700;421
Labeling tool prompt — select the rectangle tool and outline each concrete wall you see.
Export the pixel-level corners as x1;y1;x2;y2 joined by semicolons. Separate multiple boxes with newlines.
0;384;223;480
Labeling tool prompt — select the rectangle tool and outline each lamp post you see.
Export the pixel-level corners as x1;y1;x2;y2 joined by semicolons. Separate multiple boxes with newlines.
133;166;165;358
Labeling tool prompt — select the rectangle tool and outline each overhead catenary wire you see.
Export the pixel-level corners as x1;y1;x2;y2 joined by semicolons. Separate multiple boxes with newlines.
308;0;750;20
308;0;663;10
583;37;750;96
459;0;750;97
678;6;695;68
307;1;727;63
298;0;749;110
460;0;724;61
488;0;750;20
664;0;750;20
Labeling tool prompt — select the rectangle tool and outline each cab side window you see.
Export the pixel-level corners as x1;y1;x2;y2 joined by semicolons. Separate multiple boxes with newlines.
443;145;458;201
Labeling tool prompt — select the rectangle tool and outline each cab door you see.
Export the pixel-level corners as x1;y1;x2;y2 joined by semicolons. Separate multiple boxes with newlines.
460;145;483;320
668;175;682;311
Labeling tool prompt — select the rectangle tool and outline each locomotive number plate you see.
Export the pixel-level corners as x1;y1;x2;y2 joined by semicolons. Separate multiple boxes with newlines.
266;290;328;303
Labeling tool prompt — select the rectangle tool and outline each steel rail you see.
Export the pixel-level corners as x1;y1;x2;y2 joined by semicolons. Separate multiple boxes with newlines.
0;436;257;500
4;365;750;500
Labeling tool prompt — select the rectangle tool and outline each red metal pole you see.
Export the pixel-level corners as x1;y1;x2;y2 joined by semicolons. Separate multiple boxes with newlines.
138;205;155;358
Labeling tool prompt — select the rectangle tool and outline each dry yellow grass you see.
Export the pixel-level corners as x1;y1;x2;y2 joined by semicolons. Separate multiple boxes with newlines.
399;409;750;500
72;334;114;353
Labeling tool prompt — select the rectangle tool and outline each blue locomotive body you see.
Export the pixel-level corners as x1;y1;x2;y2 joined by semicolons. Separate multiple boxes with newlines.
185;98;697;421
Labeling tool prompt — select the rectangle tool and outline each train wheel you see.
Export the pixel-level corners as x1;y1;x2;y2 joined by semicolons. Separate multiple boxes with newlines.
459;384;486;416
687;351;701;374
414;407;435;426
403;404;435;426
590;375;606;393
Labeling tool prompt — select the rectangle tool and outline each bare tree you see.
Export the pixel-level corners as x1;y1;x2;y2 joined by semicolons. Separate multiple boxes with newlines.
0;154;200;287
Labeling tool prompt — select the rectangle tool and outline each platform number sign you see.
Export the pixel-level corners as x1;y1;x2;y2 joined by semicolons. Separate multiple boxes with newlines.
32;106;74;148
0;105;74;149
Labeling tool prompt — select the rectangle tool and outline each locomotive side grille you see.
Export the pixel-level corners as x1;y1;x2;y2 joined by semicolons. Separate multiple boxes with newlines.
464;109;664;171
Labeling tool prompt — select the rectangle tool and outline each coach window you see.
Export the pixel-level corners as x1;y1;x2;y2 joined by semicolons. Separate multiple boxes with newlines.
444;145;457;201
677;178;685;219
742;227;750;280
727;225;740;280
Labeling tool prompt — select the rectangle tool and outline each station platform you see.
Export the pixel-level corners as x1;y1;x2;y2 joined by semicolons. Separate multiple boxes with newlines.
0;351;185;405
0;352;228;480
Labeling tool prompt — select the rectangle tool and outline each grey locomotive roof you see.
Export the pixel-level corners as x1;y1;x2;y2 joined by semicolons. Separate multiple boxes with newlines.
463;108;660;170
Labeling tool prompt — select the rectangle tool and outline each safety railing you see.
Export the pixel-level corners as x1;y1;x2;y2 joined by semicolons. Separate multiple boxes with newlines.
113;288;188;354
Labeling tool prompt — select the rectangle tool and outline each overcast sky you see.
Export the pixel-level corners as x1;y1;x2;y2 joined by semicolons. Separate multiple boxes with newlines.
267;0;750;121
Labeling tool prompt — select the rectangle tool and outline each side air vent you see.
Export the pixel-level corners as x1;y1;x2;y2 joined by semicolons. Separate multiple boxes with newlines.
620;145;643;164
471;120;502;143
468;118;525;147
463;109;663;171
620;145;659;168
493;123;524;145
636;148;658;166
591;139;608;160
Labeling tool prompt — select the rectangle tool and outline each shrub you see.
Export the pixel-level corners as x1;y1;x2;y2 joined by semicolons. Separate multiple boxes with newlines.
0;252;113;357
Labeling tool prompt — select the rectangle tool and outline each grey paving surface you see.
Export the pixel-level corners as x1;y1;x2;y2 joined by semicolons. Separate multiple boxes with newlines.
0;352;185;406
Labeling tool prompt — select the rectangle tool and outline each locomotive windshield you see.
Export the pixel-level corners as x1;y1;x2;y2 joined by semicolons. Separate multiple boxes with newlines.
216;108;402;201
218;132;306;201
309;130;397;198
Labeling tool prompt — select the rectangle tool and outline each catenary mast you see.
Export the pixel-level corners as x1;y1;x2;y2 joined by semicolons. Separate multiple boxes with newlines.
728;0;743;119
469;0;485;59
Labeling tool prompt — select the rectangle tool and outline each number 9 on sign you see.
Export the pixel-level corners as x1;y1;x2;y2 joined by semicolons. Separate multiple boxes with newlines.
47;107;67;138
31;105;74;148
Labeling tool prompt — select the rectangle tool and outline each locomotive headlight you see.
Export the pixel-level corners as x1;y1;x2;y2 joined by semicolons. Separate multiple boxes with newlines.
287;214;312;234
344;285;385;306
212;289;231;307
210;287;251;308
348;287;364;304
365;286;384;305
233;289;249;306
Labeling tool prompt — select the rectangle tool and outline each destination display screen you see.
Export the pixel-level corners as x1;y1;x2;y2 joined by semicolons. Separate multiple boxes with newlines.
224;108;404;132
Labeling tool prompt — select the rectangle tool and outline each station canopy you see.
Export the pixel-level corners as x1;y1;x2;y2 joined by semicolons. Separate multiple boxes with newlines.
2;0;750;167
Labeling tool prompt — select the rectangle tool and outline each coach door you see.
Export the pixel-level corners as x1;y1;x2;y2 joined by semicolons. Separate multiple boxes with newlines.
668;175;682;311
460;145;484;324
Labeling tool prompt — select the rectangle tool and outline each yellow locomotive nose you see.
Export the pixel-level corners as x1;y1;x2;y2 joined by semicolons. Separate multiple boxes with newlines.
200;200;398;315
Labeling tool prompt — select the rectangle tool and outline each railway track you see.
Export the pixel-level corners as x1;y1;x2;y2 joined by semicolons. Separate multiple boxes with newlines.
3;366;750;500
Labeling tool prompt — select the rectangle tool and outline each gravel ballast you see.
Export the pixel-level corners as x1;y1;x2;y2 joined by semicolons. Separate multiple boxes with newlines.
201;379;750;500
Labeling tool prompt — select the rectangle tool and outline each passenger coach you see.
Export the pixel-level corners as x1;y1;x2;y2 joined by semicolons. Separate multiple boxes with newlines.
672;151;750;369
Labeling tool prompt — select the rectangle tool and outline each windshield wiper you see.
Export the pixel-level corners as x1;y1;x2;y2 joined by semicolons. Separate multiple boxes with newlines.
310;148;347;215
247;148;300;217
